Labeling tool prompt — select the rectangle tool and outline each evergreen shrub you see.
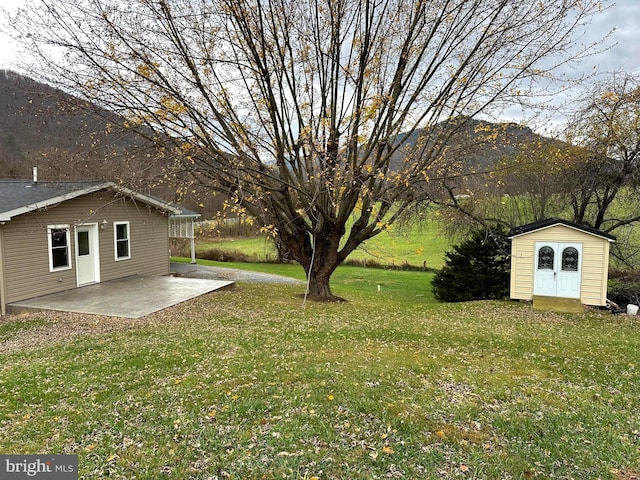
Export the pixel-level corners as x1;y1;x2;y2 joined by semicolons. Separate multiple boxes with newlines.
432;228;510;302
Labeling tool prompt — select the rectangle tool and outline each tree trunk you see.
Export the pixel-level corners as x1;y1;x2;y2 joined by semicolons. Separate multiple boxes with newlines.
306;267;336;299
278;223;344;301
303;229;344;300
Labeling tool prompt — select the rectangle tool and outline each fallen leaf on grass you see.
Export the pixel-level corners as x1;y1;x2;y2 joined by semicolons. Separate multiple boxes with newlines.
614;468;640;480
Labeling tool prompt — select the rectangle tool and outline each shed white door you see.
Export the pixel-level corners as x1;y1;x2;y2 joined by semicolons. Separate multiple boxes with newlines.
534;242;582;299
76;224;100;286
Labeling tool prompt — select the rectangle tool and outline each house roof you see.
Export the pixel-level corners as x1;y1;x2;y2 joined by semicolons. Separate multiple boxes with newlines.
171;206;201;218
506;218;616;242
0;179;184;222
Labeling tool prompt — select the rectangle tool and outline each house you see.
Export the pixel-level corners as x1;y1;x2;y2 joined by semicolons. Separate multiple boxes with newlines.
507;218;616;307
0;179;198;315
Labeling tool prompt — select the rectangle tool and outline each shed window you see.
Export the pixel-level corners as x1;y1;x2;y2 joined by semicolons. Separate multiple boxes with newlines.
561;247;579;271
48;225;71;271
537;246;554;270
114;221;131;260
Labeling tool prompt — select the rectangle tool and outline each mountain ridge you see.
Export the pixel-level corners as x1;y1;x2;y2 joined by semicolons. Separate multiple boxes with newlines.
0;70;556;213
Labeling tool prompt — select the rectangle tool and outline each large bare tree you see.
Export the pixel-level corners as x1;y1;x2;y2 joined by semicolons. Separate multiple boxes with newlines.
564;73;640;232
8;0;604;299
434;73;640;266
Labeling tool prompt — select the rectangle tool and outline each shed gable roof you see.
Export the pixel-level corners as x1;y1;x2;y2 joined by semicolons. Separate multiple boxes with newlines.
506;218;616;242
0;180;183;221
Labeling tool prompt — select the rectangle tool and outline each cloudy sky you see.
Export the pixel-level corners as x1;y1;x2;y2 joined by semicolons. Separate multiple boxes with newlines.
2;0;638;70
577;0;640;74
0;0;639;126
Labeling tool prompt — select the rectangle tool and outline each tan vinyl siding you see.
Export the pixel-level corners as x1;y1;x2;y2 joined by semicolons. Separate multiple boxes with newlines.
582;239;610;305
0;229;7;314
1;191;169;303
510;236;535;301
510;225;611;306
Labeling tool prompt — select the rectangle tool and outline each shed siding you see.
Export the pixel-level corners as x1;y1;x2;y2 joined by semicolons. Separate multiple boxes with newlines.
510;225;610;306
1;191;169;303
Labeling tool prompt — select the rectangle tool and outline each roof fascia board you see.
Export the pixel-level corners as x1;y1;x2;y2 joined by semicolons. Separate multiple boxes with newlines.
0;182;112;222
508;222;615;242
0;182;182;222
112;185;182;215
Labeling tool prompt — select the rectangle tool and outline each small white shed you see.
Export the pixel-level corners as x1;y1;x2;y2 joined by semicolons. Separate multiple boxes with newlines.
507;219;616;307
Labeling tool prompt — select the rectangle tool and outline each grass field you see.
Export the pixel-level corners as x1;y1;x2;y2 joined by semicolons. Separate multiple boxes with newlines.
196;219;450;269
1;266;639;479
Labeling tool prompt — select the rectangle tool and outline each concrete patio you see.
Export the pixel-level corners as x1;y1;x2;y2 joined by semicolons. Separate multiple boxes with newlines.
8;275;234;318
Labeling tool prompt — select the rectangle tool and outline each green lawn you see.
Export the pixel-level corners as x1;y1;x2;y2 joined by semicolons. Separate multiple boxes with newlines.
0;269;638;479
197;219;450;269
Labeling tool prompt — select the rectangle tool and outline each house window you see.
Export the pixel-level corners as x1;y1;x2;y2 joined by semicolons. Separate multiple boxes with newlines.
48;225;71;271
114;221;131;260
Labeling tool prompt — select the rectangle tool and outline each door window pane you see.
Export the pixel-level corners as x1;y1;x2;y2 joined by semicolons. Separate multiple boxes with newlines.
537;246;554;270
561;247;579;271
78;231;90;256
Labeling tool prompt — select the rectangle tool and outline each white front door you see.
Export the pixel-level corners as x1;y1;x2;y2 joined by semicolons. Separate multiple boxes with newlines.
76;224;100;286
556;243;582;298
534;242;582;298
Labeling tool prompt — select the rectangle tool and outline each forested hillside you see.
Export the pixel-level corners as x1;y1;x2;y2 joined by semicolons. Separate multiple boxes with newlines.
0;70;169;187
0;69;551;215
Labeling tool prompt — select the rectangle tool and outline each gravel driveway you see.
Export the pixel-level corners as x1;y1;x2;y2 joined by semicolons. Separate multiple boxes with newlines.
170;262;305;285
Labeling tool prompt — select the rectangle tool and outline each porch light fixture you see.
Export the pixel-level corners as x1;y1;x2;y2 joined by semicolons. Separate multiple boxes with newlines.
100;220;108;230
